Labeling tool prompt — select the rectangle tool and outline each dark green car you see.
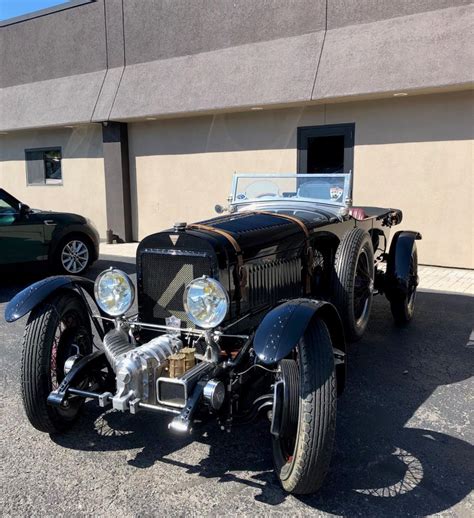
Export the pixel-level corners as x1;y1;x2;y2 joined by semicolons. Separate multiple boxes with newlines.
0;188;99;275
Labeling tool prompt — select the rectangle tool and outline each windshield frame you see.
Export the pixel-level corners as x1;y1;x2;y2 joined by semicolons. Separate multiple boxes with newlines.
230;173;352;207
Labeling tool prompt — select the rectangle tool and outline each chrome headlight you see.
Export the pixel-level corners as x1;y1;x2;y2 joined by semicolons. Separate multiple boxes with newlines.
94;268;135;317
183;276;229;329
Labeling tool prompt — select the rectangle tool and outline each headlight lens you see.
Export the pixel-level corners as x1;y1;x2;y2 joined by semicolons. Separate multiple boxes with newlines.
94;268;135;317
183;276;229;328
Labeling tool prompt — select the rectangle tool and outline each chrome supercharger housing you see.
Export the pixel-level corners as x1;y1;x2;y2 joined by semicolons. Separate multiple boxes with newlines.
103;328;183;411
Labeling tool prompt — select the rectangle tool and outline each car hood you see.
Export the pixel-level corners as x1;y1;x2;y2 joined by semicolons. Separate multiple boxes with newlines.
30;208;88;224
139;203;343;266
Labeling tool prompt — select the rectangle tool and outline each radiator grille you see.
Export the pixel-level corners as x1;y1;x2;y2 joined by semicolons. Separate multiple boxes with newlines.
247;257;302;307
139;251;213;326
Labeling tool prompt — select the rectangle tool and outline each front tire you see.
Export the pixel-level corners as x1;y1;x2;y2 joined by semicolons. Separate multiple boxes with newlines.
21;292;92;433
272;318;337;494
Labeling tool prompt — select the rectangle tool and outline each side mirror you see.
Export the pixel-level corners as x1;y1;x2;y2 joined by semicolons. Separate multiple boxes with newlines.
214;204;226;214
19;203;30;215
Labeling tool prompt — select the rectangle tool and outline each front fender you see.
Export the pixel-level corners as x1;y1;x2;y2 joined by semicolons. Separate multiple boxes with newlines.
254;298;345;365
5;275;96;323
385;230;422;299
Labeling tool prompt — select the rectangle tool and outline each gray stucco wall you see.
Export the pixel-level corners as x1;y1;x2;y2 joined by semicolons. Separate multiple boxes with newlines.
1;0;473;131
326;0;473;28
1;70;107;129
0;0;109;130
108;31;325;120
0;0;106;87
314;4;474;100
122;0;325;64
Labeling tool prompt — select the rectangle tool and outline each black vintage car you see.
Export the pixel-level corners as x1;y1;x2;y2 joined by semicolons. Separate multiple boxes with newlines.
5;173;420;494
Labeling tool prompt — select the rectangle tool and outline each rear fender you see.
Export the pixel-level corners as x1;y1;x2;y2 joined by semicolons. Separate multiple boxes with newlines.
254;299;346;394
385;231;422;299
4;275;103;324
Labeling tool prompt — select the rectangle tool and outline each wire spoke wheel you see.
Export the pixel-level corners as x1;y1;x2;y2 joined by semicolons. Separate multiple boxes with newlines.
50;311;90;391
353;249;373;326
273;359;300;471
20;293;92;433
406;251;418;314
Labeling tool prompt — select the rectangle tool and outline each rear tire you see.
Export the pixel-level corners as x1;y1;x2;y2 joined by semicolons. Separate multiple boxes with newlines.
272;318;337;494
390;246;418;324
332;228;374;342
21;292;92;433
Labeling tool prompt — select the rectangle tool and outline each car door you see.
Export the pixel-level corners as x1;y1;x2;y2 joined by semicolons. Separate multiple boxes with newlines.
0;191;46;265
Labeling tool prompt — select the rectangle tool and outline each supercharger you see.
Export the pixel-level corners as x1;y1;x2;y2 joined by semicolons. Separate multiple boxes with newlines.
102;328;183;411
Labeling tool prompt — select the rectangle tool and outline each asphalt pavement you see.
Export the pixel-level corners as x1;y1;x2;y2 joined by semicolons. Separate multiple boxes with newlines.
1;256;473;517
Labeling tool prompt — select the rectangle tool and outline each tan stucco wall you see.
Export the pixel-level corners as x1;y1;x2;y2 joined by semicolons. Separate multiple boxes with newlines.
0;125;107;238
326;92;474;270
129;90;473;268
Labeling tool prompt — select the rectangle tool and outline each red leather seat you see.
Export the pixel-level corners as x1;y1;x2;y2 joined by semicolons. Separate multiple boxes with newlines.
349;207;368;220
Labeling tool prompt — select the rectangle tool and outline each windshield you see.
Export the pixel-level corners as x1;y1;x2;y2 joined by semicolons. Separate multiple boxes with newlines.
231;173;351;206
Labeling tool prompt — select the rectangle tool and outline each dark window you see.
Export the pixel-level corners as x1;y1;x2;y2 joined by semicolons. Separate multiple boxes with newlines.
297;123;355;176
25;148;62;185
307;135;344;174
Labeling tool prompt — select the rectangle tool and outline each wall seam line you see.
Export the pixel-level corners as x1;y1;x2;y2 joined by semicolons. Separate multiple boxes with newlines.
106;0;126;121
310;0;328;101
90;0;109;122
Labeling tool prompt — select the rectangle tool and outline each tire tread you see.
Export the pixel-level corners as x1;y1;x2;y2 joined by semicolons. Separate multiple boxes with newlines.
20;292;89;433
276;319;337;494
332;228;374;342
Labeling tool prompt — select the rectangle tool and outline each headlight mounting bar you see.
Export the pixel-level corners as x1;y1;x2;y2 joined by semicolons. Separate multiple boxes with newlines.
92;314;249;340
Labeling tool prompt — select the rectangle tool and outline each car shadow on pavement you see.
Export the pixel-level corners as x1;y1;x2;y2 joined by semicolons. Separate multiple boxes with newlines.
50;291;474;515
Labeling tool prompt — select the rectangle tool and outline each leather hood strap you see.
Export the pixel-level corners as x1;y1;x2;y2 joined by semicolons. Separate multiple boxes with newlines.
186;223;243;264
252;210;310;238
188;212;312;295
188;211;311;259
187;223;246;291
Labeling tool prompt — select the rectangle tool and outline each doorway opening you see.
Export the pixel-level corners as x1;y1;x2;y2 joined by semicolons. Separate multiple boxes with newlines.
297;123;355;178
